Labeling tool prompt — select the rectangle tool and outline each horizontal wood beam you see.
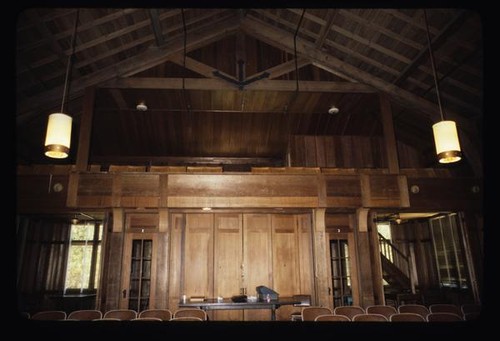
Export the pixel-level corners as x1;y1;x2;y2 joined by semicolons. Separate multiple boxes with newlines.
102;77;375;93
240;16;482;176
91;155;283;166
17;16;240;123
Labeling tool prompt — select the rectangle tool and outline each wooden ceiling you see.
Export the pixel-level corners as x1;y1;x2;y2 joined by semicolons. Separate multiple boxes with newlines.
15;8;483;174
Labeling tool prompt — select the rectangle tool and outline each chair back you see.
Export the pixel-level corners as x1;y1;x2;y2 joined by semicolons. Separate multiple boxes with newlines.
67;310;102;320
334;306;365;320
131;317;162;321
429;304;462;316
138;309;172;321
427;312;463;322
389;312;426;322
103;309;137;320
398;304;430;318
301;306;332;321
171;316;203;321
173;308;207;320
31;310;67;320
366;305;397;319
352;313;388;322
314;314;350;322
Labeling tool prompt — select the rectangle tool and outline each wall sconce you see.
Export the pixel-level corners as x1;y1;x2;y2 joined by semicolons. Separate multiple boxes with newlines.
44;10;79;159
424;9;461;163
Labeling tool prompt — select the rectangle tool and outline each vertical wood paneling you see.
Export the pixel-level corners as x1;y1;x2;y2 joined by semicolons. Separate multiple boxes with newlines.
154;232;169;309
272;214;299;320
183;214;214;298
312;209;332;310
243;214;272;321
167;213;184;310
214;213;243;320
297;214;314;295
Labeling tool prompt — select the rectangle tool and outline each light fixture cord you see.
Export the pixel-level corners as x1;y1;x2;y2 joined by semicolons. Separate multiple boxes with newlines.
293;9;305;94
60;9;80;114
424;9;445;122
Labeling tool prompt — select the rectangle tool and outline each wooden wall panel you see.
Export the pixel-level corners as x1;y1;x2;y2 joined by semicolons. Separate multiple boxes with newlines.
361;174;410;207
153;232;169;309
17;175;69;213
120;174;160;207
406;177;482;211
167;174;318;208
125;212;159;232
168;213;184;311
76;173;113;207
324;176;362;207
297;214;314;296
214;213;243;320
183;214;214;298
243;214;272;321
103;232;124;311
272;214;299;320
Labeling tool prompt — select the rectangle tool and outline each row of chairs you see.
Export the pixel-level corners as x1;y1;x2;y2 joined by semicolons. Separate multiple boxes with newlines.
22;308;207;321
301;303;481;322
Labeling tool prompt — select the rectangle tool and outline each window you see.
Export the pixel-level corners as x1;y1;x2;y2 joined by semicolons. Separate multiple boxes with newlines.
429;213;469;289
64;222;103;292
330;239;352;306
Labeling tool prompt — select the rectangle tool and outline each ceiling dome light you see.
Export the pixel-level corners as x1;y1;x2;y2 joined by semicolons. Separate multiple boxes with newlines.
136;101;148;111
328;105;339;115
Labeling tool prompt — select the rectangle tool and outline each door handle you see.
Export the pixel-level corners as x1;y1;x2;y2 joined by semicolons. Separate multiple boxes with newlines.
122;289;127;298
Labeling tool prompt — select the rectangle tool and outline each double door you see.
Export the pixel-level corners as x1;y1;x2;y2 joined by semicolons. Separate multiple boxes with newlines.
169;212;314;321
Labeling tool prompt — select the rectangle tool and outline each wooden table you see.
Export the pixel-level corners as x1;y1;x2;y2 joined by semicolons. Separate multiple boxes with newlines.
178;297;301;321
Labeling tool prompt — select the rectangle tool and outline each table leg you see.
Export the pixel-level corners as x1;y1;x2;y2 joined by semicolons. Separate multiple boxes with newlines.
271;306;276;321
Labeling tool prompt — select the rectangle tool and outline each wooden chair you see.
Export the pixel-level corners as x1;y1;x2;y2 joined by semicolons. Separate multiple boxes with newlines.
131;317;163;321
93;318;121;321
429;304;462;316
103;309;137;320
334;306;365;320
290;294;312;321
352;313;388;322
389;312;426;322
67;309;102;320
173;308;207;320
138;309;172;321
397;304;430;319
301;306;333;321
366;305;397;319
426;312;463;322
31;310;67;320
461;304;481;318
170;317;203;321
314;314;350;322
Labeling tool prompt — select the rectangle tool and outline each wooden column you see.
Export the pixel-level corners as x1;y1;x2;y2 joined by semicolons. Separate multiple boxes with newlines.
368;210;385;304
380;93;400;174
154;208;170;308
312;209;333;310
353;208;375;307
75;86;96;171
103;208;124;311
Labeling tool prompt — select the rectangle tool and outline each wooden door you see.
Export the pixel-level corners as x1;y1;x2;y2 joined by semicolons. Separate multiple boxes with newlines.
120;232;157;311
243;213;272;321
182;214;214;299
213;213;243;320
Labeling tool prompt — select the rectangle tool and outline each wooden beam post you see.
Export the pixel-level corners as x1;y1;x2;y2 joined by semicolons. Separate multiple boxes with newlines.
353;208;375;307
312;208;332;310
380;93;400;174
75;86;96;171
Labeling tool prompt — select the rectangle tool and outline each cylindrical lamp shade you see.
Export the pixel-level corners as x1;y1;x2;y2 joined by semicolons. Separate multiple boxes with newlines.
432;120;461;163
44;113;72;159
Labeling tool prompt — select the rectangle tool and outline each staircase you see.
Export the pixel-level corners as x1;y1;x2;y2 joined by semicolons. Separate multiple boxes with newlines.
379;233;413;293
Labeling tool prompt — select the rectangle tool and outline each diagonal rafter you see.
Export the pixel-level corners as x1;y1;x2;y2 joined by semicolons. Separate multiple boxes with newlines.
393;10;468;86
17;16;241;123
148;8;166;47
240;16;481;175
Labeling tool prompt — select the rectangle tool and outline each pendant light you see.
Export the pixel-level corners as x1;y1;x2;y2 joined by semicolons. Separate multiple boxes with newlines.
44;10;79;159
424;9;461;163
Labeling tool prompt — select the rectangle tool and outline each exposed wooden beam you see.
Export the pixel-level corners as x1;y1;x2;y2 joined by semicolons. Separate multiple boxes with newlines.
149;8;166;47
169;54;238;81
264;58;310;80
240;16;482;175
315;9;337;48
109;89;128;109
102;77;375;93
380;94;400;174
76;87;96;171
394;10;468;86
91;155;283;166
17;16;240;121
